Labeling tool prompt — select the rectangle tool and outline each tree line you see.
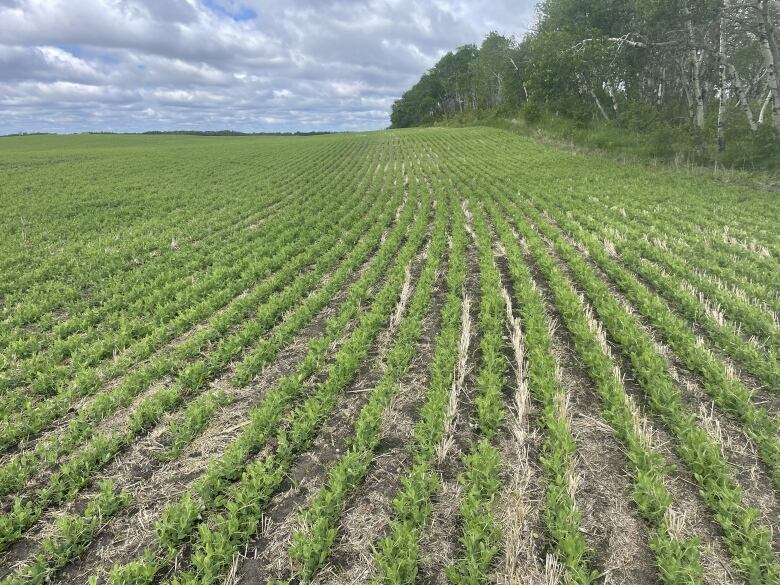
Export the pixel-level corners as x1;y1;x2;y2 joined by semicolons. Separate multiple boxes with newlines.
390;0;780;157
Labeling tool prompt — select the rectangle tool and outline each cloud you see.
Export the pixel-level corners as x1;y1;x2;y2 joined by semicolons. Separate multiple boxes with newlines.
0;0;537;133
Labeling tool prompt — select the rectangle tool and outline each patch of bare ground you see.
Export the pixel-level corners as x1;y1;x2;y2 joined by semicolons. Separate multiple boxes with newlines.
235;243;432;584
553;337;657;585
494;281;546;582
416;210;480;584
519;215;741;583
481;219;548;582
551;225;780;553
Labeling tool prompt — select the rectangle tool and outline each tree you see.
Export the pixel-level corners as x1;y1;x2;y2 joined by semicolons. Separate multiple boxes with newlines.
390;0;780;147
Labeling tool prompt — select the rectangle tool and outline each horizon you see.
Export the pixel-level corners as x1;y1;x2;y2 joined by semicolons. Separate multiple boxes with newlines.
0;1;536;135
0;129;346;136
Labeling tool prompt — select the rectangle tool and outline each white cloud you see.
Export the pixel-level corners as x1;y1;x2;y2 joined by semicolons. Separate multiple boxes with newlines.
0;0;537;133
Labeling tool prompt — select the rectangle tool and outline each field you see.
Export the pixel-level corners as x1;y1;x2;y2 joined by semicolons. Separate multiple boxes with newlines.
0;127;778;585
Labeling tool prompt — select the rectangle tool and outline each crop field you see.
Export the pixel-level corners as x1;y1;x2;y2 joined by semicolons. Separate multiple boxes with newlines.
0;127;778;585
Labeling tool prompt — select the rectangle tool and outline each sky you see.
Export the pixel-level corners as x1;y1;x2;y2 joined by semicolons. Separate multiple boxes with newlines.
0;0;537;134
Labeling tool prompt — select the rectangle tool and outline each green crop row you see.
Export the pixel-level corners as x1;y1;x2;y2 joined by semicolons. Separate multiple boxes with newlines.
0;138;377;419
0;137;353;331
500;197;779;582
521;201;780;490
554;199;780;357
484;196;703;583
372;185;467;584
575;212;779;386
0;179;382;503
156;148;406;462
443;200;507;584
439;128;780;315
0;480;129;585
0;156;289;373
285;162;449;582
1;127;777;584
0;159;390;549
0;155;364;428
104;156;434;585
429;127;777;582
423;132;593;583
0;142;390;444
0;186;290;365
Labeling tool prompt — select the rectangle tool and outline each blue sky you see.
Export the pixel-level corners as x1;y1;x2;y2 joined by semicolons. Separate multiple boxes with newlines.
0;0;537;133
202;0;257;22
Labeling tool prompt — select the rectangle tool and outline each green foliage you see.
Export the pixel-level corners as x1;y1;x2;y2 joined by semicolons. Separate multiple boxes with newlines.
522;101;542;124
103;146;433;585
373;189;468;584
720;124;780;170
288;167;450;582
446;440;502;584
450;127;778;581
1;128;778;585
390;0;780;170
1;481;129;585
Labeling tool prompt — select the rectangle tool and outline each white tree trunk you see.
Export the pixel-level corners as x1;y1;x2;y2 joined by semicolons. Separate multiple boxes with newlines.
686;10;706;129
606;84;622;128
728;63;758;130
718;3;727;150
692;53;706;128
758;0;780;133
759;90;773;124
590;88;611;121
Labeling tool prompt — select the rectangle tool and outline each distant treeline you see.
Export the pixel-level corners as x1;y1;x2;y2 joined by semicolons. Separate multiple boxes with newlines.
2;130;337;137
139;130;337;136
391;0;780;165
